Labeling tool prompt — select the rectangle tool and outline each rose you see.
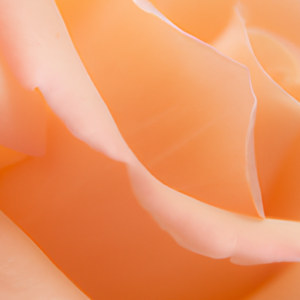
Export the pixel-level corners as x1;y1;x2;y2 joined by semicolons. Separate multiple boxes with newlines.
0;0;300;299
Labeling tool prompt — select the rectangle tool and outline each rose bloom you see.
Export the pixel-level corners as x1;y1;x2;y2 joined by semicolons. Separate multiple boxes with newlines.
1;0;300;299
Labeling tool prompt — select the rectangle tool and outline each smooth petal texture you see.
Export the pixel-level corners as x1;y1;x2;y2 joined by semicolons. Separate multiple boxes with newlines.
237;1;300;222
0;109;282;300
0;210;89;299
0;53;46;156
149;0;237;43
135;2;266;220
212;10;300;219
68;0;260;217
128;158;300;266
1;0;300;298
0;0;300;268
239;0;300;48
1;0;300;266
244;264;300;300
248;29;300;101
0;145;27;170
134;0;263;220
0;0;132;163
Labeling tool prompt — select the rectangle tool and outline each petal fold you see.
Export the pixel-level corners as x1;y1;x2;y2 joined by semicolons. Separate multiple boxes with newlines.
1;0;300;267
149;0;237;42
0;54;46;156
83;0;261;216
213;9;300;220
239;0;300;48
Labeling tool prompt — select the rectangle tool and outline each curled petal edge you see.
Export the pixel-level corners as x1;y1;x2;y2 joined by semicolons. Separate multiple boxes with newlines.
133;0;264;218
1;0;300;265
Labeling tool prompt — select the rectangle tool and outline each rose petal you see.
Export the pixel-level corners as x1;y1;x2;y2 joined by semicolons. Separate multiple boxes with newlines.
0;145;27;170
149;0;237;43
244;263;300;300
247;29;300;101
73;0;261;216
1;0;300;267
0;210;88;299
236;2;300;222
0;109;280;299
0;54;46;156
0;0;132;163
127;157;300;265
239;0;300;48
212;9;300;220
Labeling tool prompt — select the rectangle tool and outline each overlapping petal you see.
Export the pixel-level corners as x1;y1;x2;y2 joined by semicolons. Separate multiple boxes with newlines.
2;108;281;299
0;0;299;265
88;0;259;216
244;263;300;299
237;0;300;221
0;53;46;157
239;0;300;48
211;9;300;221
149;0;237;42
0;210;88;299
1;0;300;298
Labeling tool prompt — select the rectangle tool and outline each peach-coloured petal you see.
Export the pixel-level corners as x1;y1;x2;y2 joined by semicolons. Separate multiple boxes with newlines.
1;0;300;266
135;0;263;221
159;2;300;223
0;54;46;156
149;0;237;43
247;29;300;101
264;133;300;221
128;158;300;265
239;0;300;48
0;210;89;299
244;264;300;300
6;0;300;266
0;145;27;169
71;0;260;216
3;0;300;298
237;16;300;223
0;110;282;299
212;9;300;218
136;0;264;214
0;0;132;163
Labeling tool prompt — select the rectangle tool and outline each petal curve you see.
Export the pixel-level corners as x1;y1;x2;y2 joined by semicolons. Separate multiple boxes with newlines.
1;0;300;266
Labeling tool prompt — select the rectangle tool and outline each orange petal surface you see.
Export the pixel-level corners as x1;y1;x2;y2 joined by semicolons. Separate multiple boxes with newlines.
0;108;284;299
65;0;261;216
0;54;46;156
212;9;300;220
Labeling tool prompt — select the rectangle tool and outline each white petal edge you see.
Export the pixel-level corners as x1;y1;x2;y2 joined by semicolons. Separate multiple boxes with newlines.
2;0;300;265
133;0;264;218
